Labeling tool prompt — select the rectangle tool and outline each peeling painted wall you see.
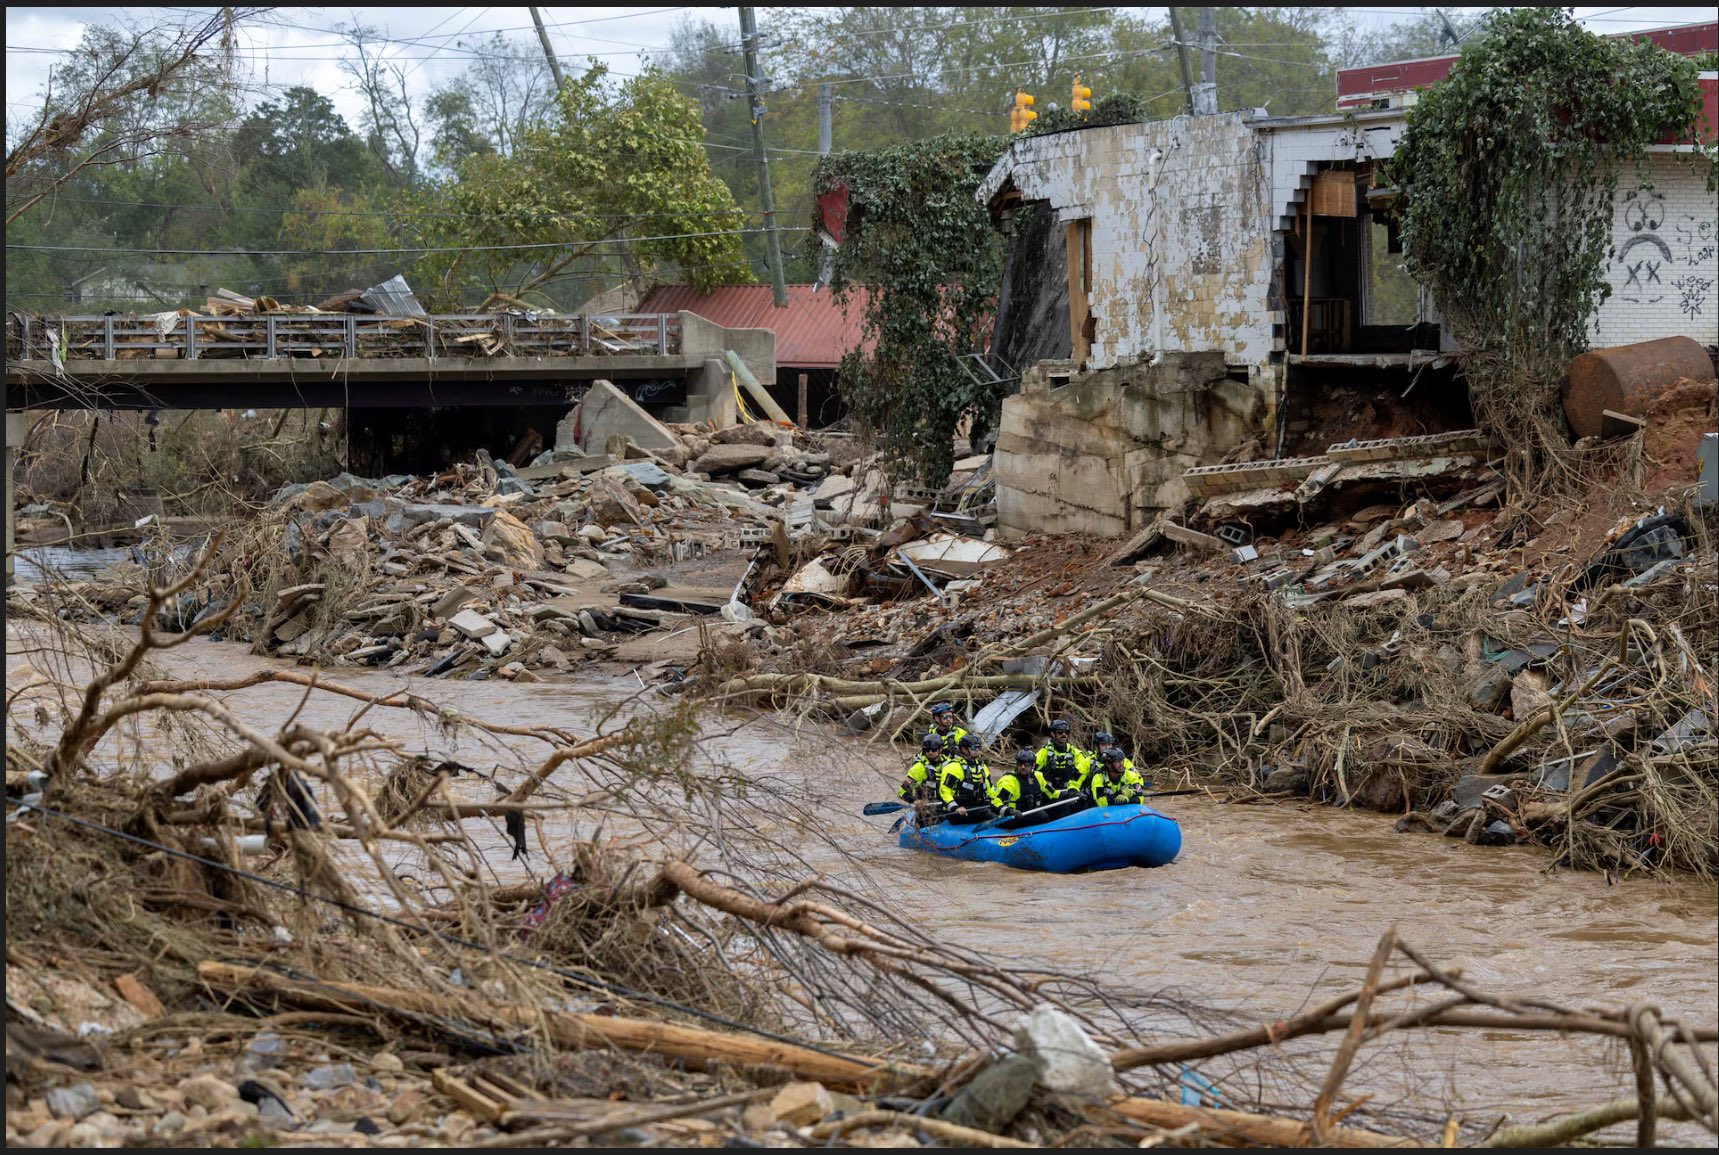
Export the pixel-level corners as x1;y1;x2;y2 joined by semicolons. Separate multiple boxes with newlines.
981;115;1278;370
979;114;1401;537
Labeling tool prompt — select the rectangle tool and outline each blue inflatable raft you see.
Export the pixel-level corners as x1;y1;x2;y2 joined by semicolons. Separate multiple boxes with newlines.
899;803;1181;873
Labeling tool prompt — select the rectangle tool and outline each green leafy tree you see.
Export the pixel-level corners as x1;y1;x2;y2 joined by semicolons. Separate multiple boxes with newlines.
403;63;753;309
812;133;1006;484
1389;8;1709;488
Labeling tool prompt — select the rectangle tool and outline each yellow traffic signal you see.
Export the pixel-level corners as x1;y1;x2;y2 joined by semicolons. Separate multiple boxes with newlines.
1011;89;1037;132
1072;76;1092;116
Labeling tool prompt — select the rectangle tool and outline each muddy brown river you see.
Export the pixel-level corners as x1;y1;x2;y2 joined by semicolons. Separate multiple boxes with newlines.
7;630;1715;1142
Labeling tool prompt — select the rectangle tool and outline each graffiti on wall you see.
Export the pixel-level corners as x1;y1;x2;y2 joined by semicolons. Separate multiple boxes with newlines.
1615;188;1670;305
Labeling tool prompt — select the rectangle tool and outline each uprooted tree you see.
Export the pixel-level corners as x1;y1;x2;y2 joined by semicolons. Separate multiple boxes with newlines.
1388;8;1711;490
811;134;1006;486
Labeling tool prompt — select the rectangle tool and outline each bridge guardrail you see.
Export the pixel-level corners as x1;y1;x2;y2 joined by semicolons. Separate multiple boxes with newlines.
6;312;683;363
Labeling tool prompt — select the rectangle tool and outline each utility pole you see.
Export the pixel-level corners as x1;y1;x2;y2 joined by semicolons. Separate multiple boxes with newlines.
529;7;567;93
1169;8;1197;116
818;83;832;156
740;7;788;307
1194;8;1218;116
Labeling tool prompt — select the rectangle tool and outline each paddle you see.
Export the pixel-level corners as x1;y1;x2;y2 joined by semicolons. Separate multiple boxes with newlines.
862;801;908;816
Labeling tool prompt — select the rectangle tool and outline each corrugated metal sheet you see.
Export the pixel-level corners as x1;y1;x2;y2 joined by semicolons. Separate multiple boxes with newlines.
637;283;871;368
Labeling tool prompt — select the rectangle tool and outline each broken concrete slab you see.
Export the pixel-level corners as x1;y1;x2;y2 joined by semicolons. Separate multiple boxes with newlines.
573;379;682;455
812;473;856;508
449;609;499;640
691;443;773;475
383;503;496;535
605;461;672;490
1162;522;1224;552
431;586;477;619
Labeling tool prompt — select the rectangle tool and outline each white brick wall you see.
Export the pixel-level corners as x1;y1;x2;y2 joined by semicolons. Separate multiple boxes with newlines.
1592;154;1719;349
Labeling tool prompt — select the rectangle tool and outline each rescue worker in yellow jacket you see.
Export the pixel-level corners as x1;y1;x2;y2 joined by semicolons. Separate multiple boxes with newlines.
1089;745;1150;806
898;734;945;802
1035;718;1091;794
929;702;969;759
937;733;992;823
989;749;1032;815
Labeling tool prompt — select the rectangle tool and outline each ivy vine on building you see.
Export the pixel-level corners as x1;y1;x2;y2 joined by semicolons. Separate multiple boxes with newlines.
1388;8;1711;485
811;134;1007;485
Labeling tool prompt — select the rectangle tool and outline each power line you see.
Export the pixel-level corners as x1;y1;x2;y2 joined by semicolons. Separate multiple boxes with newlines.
6;226;810;258
52;197;769;222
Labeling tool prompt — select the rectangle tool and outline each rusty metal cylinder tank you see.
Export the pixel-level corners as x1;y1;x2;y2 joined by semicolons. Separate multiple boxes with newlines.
1563;336;1716;439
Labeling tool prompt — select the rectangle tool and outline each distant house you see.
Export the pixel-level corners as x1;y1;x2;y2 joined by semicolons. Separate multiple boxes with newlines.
637;283;871;428
974;21;1718;538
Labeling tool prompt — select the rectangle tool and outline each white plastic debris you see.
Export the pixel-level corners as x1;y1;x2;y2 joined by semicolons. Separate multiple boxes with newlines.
1013;1005;1119;1097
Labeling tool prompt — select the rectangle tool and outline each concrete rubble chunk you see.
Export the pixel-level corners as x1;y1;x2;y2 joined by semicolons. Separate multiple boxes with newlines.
589;479;643;526
572;379;682;454
1014;1006;1118;1097
1162;522;1224;552
481;509;546;570
384;503;495;535
768;1081;833;1126
449;609;500;639
812;473;856;508
479;630;513;657
691;443;774;475
941;1053;1037;1134
605;461;672;490
713;422;780;447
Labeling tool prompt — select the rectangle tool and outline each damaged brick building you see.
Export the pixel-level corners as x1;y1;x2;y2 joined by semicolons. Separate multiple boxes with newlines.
979;21;1718;539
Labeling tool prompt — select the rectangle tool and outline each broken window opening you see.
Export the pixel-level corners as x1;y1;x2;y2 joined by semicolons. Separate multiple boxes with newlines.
1066;218;1094;366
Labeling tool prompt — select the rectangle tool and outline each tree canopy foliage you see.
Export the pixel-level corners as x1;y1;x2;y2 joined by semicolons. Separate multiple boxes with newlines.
1389;8;1709;484
5;5;1502;315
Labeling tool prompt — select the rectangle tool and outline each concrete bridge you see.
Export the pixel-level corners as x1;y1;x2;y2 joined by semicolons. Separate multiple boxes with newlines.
3;308;779;583
4;310;774;417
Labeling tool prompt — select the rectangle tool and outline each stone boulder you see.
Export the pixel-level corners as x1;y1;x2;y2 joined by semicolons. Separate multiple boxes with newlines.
481;510;545;570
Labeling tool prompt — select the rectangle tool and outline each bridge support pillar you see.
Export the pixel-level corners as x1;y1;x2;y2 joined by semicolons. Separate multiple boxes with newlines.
5;411;25;586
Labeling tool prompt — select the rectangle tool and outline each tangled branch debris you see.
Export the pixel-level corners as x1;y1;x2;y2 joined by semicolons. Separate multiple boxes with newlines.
7;539;1716;1148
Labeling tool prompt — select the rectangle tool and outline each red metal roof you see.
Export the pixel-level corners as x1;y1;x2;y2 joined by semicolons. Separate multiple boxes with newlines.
1337;20;1718;113
638;283;871;369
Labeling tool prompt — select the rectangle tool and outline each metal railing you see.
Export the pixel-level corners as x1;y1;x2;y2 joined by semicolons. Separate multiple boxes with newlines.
7;312;683;363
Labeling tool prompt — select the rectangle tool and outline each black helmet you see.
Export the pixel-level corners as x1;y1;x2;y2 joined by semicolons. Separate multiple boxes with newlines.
921;734;943;753
1049;719;1072;735
1015;749;1035;766
1095;730;1115;747
931;702;954;717
1102;746;1125;763
956;733;980;751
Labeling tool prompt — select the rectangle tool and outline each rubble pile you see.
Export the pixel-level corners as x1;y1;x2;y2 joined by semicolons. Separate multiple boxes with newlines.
713;424;1718;877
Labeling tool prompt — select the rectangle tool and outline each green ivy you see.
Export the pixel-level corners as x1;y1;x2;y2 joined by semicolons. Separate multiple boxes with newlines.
1388;9;1710;485
810;133;1006;484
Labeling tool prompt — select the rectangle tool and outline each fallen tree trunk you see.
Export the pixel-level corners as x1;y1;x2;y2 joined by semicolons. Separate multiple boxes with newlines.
1108;1095;1419;1148
196;962;917;1091
1480;1092;1695;1147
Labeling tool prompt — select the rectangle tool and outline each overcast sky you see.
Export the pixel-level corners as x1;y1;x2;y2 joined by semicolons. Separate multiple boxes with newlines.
7;5;1714;132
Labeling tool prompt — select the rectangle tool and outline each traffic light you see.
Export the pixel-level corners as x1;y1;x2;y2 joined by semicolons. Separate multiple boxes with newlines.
1072;76;1092;116
1010;89;1036;132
